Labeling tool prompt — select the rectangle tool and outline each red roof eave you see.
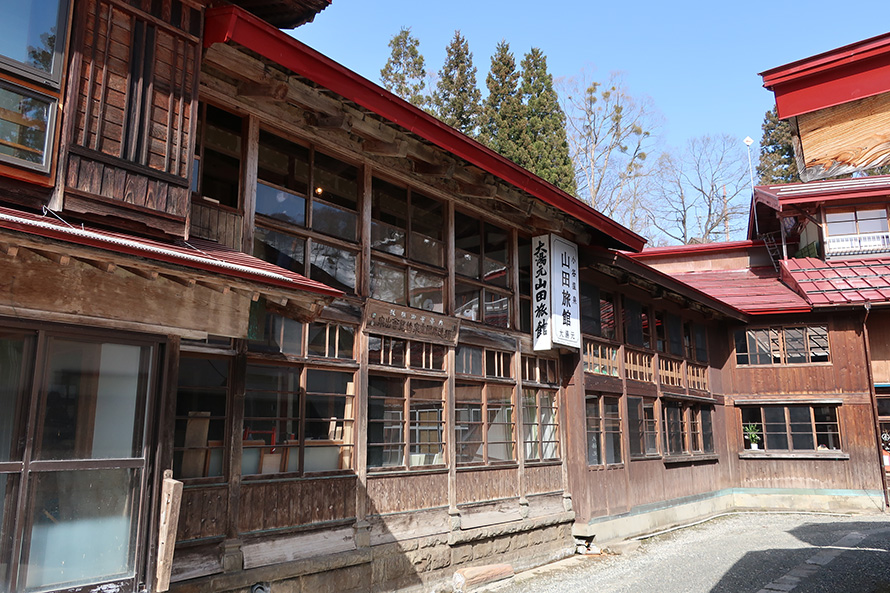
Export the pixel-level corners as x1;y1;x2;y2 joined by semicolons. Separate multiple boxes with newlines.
628;240;764;259
0;207;341;298
760;32;890;120
203;6;646;253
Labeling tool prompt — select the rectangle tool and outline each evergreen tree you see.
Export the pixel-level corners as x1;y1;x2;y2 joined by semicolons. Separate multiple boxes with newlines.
756;106;798;184
380;27;428;108
479;40;524;163
431;31;482;137
518;48;576;195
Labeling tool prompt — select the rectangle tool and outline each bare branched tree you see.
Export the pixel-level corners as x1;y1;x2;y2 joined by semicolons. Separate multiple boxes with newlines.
647;134;749;244
560;72;662;235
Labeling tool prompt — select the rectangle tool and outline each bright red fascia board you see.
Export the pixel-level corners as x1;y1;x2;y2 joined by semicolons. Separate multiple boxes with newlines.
203;6;646;253
761;32;890;119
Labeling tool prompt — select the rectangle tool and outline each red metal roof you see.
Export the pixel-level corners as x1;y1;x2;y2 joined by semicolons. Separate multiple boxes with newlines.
0;206;341;297
755;176;890;212
629;240;763;259
203;6;646;253
665;267;811;315
782;257;890;307
761;32;890;119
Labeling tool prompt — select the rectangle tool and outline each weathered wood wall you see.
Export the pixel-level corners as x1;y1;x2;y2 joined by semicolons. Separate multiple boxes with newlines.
63;0;201;235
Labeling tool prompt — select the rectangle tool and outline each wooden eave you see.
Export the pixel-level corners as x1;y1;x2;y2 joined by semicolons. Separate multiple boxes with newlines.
585;247;748;321
0;207;340;322
227;0;331;29
761;31;890;119
755;176;890;211
202;5;646;253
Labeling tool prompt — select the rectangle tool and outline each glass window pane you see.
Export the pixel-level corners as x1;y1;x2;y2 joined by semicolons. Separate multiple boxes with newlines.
22;469;139;591
409;380;444;466
368;376;405;468
455;212;481;279
856;208;889;234
255;182;306;226
253;226;305;274
484;291;511;328
455;282;480;322
784;328;806;364
0;472;17;588
0;82;52;169
455;345;483;376
410;193;444;268
455;383;483;463
0;0;64;76
370;261;407;305
409;269;444;313
310;241;356;294
808;326;830;363
826;210;856;236
371;178;407;256
175;357;228;479
0;334;31;462
311;201;357;242
40;340;149;460
763;407;789;450
257;130;309;198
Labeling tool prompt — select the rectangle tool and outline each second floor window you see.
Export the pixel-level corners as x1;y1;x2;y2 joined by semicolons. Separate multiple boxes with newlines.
825;207;890;256
735;326;829;366
454;212;512;328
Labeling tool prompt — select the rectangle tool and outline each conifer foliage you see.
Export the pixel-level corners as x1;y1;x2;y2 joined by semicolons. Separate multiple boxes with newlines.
431;31;482;137
517;48;576;195
380;27;428;108
479;41;523;163
756;106;798;184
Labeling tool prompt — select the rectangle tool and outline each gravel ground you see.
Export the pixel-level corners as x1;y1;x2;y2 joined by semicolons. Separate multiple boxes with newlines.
479;512;890;593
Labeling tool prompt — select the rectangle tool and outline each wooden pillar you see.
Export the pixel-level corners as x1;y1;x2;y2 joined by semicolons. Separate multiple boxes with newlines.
240;114;259;252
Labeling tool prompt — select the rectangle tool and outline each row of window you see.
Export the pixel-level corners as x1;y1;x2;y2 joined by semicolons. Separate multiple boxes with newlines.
735;326;830;366
740;405;840;452
585;395;715;466
173;345;561;479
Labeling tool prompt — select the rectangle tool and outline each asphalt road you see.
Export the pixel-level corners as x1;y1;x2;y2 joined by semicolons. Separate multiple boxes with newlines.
483;512;890;593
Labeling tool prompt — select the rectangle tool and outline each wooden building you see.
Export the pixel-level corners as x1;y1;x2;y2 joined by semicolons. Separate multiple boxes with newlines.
3;1;888;592
0;1;758;592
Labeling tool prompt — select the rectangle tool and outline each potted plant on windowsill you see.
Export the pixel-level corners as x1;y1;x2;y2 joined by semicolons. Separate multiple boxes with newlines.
743;424;761;450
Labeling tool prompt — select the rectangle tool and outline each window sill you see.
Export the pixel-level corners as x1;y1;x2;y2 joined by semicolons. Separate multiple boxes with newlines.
587;463;624;471
663;453;718;464
629;454;663;461
456;463;519;472
738;450;849;460
367;466;449;477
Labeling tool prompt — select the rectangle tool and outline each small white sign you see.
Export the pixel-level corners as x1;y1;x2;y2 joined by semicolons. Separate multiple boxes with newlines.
532;235;581;351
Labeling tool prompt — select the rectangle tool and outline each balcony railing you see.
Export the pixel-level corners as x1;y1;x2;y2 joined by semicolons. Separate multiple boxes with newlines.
625;347;654;383
686;363;709;392
826;232;890;257
658;356;684;388
583;338;620;377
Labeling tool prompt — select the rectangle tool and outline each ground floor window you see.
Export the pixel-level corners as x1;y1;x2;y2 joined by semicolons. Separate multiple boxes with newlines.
740;405;840;451
586;394;621;465
455;382;516;464
628;397;658;457
521;387;559;461
0;325;158;593
664;401;714;456
367;375;445;469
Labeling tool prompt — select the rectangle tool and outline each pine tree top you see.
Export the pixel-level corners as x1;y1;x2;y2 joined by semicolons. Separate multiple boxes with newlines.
380;27;428;108
431;30;482;137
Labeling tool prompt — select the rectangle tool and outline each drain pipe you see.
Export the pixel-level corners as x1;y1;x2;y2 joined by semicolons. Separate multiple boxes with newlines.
861;301;890;508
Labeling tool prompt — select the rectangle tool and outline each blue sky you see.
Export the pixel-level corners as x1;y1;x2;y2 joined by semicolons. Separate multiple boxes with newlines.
293;0;889;153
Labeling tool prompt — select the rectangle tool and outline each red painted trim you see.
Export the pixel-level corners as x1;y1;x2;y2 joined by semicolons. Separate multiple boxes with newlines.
748;307;813;315
203;6;646;253
761;32;890;119
628;240;764;259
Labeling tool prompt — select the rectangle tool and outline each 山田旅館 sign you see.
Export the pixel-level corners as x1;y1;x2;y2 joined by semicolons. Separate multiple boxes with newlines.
532;234;581;351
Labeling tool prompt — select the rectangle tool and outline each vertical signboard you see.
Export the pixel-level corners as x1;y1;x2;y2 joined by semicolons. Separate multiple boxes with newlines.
532;235;581;351
532;235;552;351
551;236;581;349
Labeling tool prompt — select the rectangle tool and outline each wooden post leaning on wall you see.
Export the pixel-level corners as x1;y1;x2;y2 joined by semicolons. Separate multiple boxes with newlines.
156;469;184;592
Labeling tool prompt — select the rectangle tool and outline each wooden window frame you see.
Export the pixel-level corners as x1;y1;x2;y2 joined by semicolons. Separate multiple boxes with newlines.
628;396;659;459
734;325;830;366
521;355;560;463
740;405;842;453
585;393;622;467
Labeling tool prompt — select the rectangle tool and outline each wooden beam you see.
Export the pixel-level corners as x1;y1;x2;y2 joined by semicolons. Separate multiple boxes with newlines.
362;139;408;157
0;243;19;258
28;248;70;266
413;160;455;179
457;181;497;199
197;281;230;295
160;274;197;288
236;80;289;101
73;257;116;273
121;266;159;280
233;287;261;301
